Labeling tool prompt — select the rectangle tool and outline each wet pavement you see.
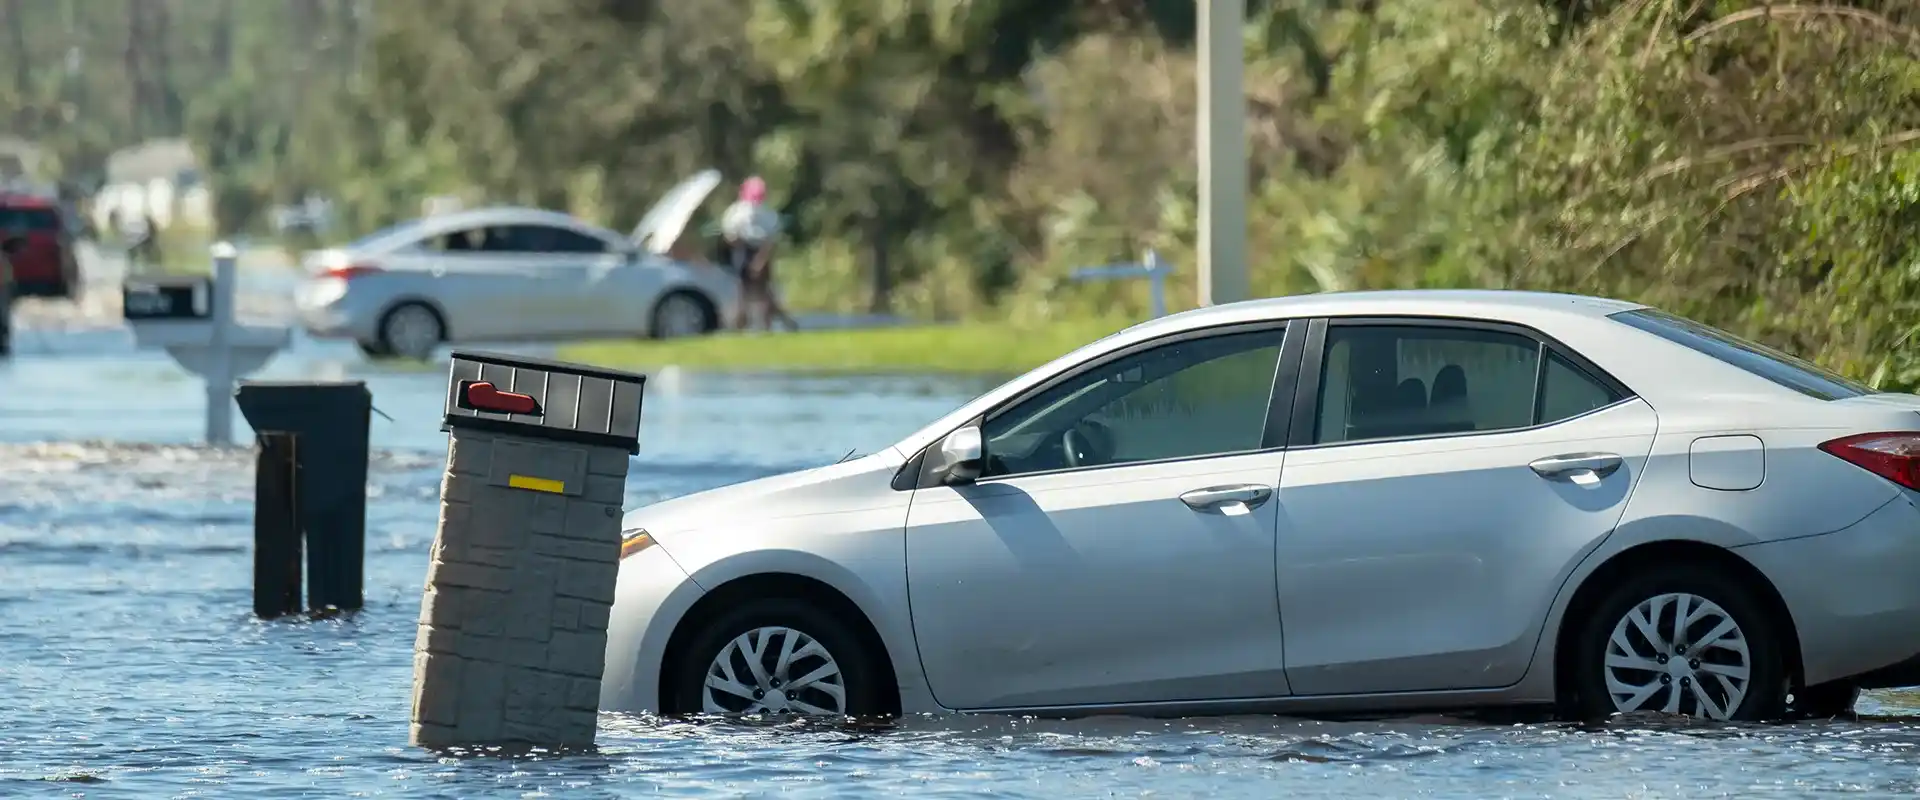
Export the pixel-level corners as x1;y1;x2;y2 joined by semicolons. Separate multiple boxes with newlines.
6;250;1920;797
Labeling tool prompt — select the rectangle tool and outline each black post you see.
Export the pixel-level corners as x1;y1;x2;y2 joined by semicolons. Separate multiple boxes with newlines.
236;381;373;615
252;432;302;619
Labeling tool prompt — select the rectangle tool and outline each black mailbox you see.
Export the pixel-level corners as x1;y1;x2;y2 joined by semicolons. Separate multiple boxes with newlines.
123;276;213;320
443;350;646;454
235;380;373;614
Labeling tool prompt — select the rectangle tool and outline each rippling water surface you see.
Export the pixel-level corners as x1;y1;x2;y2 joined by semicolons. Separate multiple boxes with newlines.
6;316;1920;797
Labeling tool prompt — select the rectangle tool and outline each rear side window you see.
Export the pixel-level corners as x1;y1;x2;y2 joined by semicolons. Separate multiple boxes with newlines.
0;207;60;231
1610;308;1871;400
1312;324;1628;446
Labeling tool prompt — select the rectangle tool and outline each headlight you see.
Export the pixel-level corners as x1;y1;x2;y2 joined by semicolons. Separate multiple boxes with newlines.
619;528;655;559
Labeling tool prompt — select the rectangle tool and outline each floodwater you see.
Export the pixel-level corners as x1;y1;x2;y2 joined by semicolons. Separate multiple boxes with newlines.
7;253;1920;797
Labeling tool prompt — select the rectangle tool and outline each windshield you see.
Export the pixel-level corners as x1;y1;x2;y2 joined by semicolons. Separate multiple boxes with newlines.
1610;308;1873;400
0;206;61;231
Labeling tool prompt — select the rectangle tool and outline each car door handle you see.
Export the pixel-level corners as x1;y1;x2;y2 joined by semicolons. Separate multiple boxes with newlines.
1528;452;1623;486
1179;484;1273;513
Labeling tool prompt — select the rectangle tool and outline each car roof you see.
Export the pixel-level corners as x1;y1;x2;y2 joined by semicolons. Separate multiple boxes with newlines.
1146;289;1643;330
415;206;605;231
888;289;1653;458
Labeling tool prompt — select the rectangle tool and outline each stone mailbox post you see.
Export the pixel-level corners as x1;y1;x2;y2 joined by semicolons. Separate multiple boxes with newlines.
410;350;645;750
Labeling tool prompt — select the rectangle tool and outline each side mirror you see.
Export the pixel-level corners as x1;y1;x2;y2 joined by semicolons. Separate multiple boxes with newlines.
927;425;984;485
0;236;24;256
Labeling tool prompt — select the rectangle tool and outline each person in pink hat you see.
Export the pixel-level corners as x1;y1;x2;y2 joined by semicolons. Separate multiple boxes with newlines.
720;176;797;331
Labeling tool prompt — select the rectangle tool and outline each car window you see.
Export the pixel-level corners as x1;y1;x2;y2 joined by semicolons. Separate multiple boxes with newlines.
980;329;1287;477
1610;308;1871;400
1540;352;1619;422
0;207;60;231
1315;325;1544;444
422;226;487;252
485;224;610;254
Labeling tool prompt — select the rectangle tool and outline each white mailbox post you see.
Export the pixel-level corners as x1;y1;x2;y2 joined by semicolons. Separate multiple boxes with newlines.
1070;250;1174;320
123;242;293;446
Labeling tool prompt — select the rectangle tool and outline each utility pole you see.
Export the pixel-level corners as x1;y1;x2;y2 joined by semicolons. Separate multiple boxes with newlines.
1197;0;1249;306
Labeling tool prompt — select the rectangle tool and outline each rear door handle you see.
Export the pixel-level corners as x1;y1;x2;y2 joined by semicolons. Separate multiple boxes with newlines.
1528;452;1623;486
1179;484;1274;513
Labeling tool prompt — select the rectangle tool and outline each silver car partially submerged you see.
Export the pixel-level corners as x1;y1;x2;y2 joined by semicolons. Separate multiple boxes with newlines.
602;289;1920;722
296;170;738;359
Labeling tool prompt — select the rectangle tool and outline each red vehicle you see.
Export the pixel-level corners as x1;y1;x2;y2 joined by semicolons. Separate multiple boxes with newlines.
0;192;79;301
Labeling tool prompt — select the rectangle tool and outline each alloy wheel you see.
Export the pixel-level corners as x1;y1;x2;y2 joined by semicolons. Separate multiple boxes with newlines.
1602;592;1753;719
702;626;847;716
654;293;709;338
382;304;442;360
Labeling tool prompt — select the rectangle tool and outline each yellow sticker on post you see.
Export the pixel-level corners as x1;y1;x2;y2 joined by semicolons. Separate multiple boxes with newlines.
507;474;566;494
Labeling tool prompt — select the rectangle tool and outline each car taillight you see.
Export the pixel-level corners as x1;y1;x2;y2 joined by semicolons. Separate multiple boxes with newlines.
1819;432;1920;490
320;264;383;280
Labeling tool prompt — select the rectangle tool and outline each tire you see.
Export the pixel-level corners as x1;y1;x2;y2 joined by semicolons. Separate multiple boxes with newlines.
1789;682;1860;720
377;302;444;361
649;290;716;339
1564;562;1789;721
665;597;890;718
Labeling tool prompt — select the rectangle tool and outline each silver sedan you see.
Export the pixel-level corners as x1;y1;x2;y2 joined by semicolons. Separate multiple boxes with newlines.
296;170;738;360
603;289;1920;722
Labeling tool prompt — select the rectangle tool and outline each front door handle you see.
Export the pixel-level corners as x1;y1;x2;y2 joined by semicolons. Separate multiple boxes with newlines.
1179;484;1274;513
1529;452;1623;486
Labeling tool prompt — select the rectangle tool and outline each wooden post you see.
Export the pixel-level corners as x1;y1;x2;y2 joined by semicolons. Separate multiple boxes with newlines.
252;431;301;619
237;381;372;616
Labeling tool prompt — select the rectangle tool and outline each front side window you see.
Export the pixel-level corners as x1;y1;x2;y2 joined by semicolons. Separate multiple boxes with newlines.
1314;324;1624;445
980;329;1288;478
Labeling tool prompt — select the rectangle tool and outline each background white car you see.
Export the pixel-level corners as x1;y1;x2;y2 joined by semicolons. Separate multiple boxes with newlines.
296;170;737;359
602;290;1920;723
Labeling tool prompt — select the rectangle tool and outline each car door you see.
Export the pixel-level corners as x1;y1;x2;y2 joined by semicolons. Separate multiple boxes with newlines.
478;224;614;337
1274;317;1658;696
904;321;1304;711
411;224;544;340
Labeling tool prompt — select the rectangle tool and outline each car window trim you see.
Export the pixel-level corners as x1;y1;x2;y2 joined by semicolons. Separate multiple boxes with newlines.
1286;315;1638;450
900;318;1305;489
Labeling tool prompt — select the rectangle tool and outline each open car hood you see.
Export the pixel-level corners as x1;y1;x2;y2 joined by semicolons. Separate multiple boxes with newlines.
629;168;722;255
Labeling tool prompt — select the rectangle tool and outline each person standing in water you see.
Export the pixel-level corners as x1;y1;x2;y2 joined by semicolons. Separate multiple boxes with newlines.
721;176;798;332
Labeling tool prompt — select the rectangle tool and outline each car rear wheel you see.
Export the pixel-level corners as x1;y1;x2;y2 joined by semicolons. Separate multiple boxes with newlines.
377;302;443;361
1565;562;1788;721
665;598;887;717
650;291;715;339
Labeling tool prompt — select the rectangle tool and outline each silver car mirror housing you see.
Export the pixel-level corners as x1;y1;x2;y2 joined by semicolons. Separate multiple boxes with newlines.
929;425;984;485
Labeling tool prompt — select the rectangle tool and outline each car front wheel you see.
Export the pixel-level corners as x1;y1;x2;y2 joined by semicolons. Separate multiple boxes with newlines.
666;598;887;717
1565;562;1789;721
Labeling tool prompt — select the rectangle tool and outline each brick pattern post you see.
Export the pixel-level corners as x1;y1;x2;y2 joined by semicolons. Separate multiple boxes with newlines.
410;352;645;750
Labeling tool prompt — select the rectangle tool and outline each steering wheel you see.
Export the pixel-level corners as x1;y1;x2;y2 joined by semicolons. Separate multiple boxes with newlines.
1060;419;1115;468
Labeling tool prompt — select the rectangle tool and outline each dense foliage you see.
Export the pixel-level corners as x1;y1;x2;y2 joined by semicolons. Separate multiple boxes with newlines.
9;0;1920;385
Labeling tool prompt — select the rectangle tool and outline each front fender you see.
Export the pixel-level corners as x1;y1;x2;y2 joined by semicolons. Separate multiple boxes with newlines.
681;548;936;713
600;543;705;714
